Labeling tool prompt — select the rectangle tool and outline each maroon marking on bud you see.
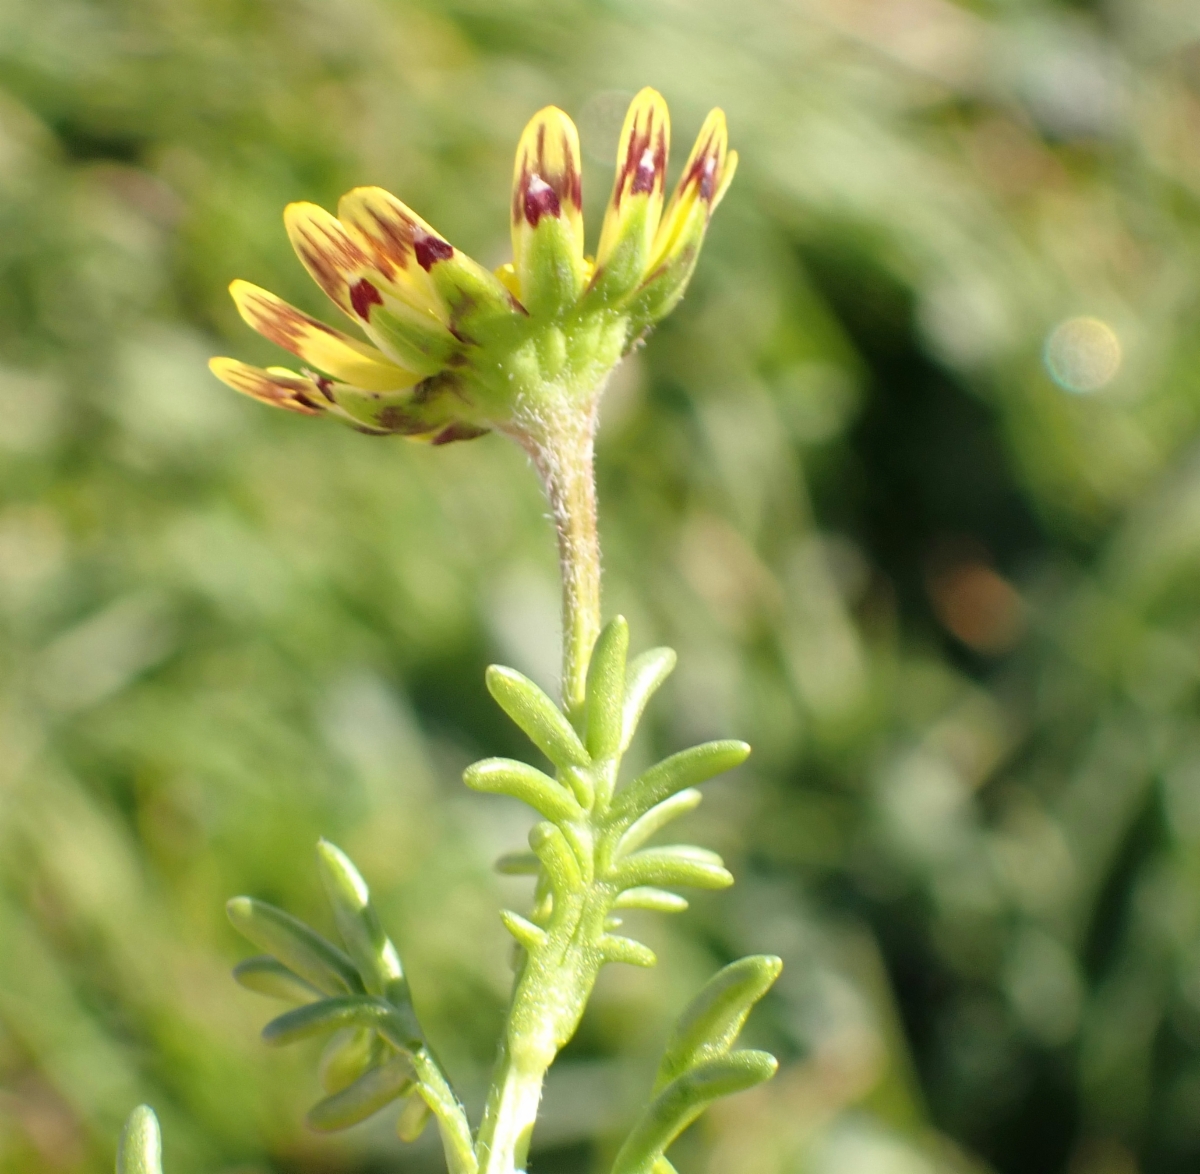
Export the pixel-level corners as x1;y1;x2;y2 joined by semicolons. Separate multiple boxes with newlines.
413;233;453;271
682;134;721;206
378;404;422;432
350;278;384;320
615;113;665;209
356;205;420;278
313;374;337;403
562;153;582;214
293;219;373;309
522;173;561;226
243;292;345;359
630;126;667;197
514;121;582;230
432;422;489;445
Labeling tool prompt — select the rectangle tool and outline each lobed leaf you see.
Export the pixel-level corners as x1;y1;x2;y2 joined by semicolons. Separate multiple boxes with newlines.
396;1094;433;1142
500;909;548;953
307;1054;414;1132
655;955;782;1090
620;647;676;753
486;665;589;769
117;1106;162;1174
585;616;629;760
614;846;733;891
601;934;658;968
614;789;703;859
316;840;406;1001
609;741;750;823
262;995;403;1047
227;897;363;997
611;1052;777;1174
614;887;688;913
319;1027;378;1095
529;821;583;893
232;955;321;1003
494;851;540;876
465;758;582;824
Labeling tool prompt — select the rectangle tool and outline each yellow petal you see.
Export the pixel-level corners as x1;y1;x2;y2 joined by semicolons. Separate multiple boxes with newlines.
336;187;451;322
285;198;462;374
228;281;420;392
208;357;326;416
596;88;670;270
283;202;374;317
511;107;584;256
648;108;731;275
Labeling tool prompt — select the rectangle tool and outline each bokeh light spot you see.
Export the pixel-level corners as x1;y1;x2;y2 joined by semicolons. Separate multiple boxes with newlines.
1043;315;1122;392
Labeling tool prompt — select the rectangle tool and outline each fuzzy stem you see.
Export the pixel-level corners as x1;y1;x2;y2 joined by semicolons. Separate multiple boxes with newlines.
518;408;601;726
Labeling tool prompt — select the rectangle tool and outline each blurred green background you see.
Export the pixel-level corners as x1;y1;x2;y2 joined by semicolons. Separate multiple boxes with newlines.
2;0;1200;1172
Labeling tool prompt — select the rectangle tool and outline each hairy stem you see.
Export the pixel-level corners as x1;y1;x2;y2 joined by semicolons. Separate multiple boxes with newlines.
475;882;613;1174
518;407;601;726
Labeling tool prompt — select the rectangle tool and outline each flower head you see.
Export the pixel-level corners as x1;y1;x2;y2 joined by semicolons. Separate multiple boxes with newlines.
209;88;736;442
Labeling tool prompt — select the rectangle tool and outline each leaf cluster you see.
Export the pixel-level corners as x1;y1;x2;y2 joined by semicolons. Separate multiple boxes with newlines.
475;617;751;977
225;843;475;1173
194;616;779;1174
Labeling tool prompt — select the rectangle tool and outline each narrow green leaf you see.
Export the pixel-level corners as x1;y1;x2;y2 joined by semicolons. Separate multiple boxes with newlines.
464;759;582;824
621;647;676;752
262;995;398;1046
529;821;582;893
614;887;688;913
307;1055;414;1132
615;789;703;859
656;955;782;1089
117;1106;162;1174
601;934;657;968
319;1027;378;1095
396;1094;433;1142
494;851;540;876
611;1052;778;1174
585;616;629;760
614;846;733;891
316;840;405;1000
486;665;590;769
500;909;548;952
232;956;321;1003
227;897;363;996
610;741;750;823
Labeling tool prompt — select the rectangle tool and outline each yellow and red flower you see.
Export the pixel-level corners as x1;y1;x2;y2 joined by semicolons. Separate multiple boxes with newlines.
209;88;736;442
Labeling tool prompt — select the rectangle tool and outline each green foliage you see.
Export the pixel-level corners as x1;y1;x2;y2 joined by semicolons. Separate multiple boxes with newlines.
8;2;1200;1172
222;617;773;1174
608;957;779;1174
227;848;475;1174
483;617;749;983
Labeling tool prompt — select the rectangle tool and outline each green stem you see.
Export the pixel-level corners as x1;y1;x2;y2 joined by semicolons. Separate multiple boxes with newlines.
518;407;601;727
475;882;613;1174
481;388;606;1174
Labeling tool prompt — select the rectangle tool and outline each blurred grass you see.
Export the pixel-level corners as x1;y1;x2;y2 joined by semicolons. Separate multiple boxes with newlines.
3;1;1200;1173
